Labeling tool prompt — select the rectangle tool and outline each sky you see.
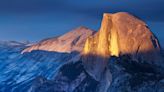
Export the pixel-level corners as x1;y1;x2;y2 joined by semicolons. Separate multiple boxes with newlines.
0;0;164;46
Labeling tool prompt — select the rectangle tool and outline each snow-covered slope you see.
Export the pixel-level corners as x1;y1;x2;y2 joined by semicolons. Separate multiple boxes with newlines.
0;27;94;92
0;41;80;92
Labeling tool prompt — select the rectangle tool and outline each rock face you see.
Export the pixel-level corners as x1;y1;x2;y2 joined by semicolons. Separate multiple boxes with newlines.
22;26;95;54
83;12;162;80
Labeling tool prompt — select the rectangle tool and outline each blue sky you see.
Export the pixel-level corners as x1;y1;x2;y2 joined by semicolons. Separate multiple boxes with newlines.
0;0;163;46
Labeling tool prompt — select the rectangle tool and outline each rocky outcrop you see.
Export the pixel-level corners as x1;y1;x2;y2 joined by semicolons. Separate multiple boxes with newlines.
82;12;162;80
108;56;164;92
29;61;100;92
22;26;95;54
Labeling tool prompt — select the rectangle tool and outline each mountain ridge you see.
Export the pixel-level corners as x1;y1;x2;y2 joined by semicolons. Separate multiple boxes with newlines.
22;26;95;54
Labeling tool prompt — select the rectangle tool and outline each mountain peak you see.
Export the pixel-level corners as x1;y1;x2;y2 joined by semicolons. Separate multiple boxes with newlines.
77;26;90;30
22;26;95;54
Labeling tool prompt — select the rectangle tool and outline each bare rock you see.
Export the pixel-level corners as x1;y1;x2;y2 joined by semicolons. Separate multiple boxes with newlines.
22;26;95;54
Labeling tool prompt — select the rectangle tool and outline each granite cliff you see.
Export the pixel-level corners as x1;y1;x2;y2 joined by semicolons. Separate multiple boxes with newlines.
83;12;162;80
